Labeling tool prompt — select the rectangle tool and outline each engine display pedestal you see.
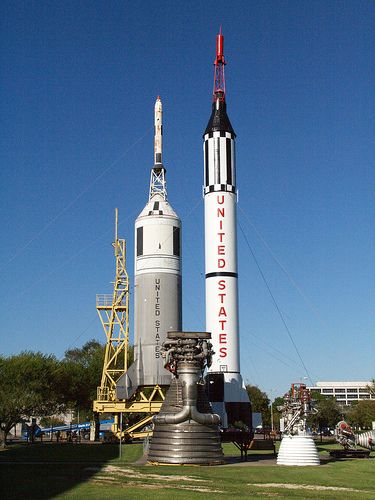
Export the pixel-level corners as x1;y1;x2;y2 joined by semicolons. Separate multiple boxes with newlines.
277;435;320;466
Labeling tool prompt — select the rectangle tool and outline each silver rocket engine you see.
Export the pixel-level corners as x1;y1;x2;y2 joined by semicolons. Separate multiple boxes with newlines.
335;421;375;451
148;331;224;465
117;97;182;398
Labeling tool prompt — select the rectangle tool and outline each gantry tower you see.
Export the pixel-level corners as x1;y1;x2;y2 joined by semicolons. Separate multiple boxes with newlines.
96;208;129;402
93;209;166;439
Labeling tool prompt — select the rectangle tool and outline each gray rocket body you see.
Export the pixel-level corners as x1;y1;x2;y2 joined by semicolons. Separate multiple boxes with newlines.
134;273;181;386
116;97;182;400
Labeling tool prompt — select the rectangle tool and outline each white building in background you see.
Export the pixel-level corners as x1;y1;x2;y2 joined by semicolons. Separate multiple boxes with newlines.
307;381;374;406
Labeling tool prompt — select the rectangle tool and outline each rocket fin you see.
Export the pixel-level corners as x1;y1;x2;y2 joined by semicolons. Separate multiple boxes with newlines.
116;341;144;399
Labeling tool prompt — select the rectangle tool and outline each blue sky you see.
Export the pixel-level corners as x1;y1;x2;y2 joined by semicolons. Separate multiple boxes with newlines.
1;1;374;397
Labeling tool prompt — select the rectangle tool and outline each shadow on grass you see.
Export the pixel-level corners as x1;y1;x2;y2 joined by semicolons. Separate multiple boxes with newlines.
223;453;276;466
0;441;143;499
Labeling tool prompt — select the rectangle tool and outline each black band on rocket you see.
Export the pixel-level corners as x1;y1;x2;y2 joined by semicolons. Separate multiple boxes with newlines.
204;185;236;194
205;272;238;278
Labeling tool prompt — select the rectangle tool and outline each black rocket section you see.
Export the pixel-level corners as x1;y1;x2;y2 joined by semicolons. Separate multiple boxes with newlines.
204;100;236;136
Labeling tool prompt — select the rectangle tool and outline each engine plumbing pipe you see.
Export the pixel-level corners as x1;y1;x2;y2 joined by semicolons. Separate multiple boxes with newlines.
153;334;220;425
154;361;220;425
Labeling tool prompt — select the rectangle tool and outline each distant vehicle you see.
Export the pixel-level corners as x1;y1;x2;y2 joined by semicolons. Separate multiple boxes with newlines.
320;427;334;436
254;426;271;434
23;419;114;440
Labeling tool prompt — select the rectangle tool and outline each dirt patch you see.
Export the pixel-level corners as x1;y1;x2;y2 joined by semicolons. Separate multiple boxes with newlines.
91;478;223;493
251;483;371;493
84;465;206;483
84;464;218;492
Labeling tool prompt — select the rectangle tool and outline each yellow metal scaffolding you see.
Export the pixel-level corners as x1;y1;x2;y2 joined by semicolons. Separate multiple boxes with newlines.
95;208;129;402
93;209;166;439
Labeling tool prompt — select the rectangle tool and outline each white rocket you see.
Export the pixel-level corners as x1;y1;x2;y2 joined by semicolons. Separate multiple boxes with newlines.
117;97;182;398
204;30;252;428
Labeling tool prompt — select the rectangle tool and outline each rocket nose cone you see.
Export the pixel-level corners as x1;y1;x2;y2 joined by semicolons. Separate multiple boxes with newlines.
204;99;235;136
155;97;162;112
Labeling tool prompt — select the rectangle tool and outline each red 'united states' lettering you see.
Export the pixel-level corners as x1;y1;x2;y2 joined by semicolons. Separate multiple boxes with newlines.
216;197;228;357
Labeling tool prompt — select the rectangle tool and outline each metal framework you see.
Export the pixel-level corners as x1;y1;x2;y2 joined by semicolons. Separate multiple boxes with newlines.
95;208;129;402
149;166;167;201
278;383;317;436
93;209;166;438
95;385;166;438
213;26;226;101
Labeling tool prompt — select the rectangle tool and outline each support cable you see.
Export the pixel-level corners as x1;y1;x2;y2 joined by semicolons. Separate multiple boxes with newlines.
64;316;99;352
247;335;298;371
0;128;152;272
238;221;314;386
4;210;138;308
238;204;329;331
248;330;299;365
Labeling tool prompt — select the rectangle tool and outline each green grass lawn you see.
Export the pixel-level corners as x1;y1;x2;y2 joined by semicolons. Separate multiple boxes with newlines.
0;441;374;499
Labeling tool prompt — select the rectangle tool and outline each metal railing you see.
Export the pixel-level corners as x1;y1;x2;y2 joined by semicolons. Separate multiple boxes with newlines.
97;386;111;401
96;294;113;307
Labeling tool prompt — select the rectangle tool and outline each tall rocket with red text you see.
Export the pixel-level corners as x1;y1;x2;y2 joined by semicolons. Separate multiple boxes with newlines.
204;30;252;428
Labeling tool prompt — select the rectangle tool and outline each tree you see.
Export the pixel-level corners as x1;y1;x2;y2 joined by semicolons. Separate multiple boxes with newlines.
271;396;285;430
0;340;134;446
366;380;375;397
59;340;105;415
39;416;65;427
347;400;375;429
0;352;64;447
246;385;270;426
308;393;343;430
59;338;135;422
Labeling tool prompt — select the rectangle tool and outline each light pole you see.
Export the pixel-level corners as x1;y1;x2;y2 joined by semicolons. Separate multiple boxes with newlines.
268;389;275;432
119;412;123;460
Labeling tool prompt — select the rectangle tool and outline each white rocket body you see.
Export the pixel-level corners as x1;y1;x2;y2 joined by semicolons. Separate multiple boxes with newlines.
117;98;182;399
204;186;239;372
203;100;251;428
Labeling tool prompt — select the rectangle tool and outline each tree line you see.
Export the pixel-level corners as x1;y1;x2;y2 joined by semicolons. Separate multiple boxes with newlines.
247;383;375;432
0;340;107;447
1;340;374;447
